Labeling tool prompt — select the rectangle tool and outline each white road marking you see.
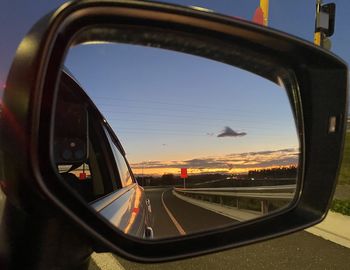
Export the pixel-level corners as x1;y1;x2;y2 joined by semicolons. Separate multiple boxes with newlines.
161;190;186;236
90;253;125;270
306;211;350;249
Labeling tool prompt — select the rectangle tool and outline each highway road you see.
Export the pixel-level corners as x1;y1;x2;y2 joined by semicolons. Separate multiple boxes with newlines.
88;186;350;269
111;231;350;270
144;187;239;238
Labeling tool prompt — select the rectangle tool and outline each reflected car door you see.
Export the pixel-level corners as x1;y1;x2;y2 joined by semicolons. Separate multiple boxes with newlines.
89;121;153;238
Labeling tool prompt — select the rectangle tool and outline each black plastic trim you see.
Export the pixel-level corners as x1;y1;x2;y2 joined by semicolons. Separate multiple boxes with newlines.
1;0;347;263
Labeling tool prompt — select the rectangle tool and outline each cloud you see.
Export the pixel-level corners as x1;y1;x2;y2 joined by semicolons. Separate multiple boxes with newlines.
227;148;299;157
131;148;299;172
184;158;224;169
224;148;299;168
217;126;247;138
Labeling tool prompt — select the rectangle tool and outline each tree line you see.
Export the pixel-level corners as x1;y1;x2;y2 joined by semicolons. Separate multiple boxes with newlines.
136;173;227;187
136;167;297;187
247;166;297;179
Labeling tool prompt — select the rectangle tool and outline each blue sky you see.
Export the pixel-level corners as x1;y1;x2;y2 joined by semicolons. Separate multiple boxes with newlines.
1;1;350;85
65;38;298;175
1;0;349;175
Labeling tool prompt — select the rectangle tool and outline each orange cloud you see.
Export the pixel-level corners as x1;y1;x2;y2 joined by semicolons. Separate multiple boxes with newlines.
130;148;299;176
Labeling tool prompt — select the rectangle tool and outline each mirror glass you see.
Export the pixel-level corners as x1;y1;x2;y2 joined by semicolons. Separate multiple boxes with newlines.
54;38;299;240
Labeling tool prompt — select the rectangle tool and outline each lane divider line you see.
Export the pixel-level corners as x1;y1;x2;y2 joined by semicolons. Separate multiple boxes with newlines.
161;190;186;236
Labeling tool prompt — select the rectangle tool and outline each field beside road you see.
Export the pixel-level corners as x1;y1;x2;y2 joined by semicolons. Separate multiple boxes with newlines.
338;132;350;185
333;132;350;216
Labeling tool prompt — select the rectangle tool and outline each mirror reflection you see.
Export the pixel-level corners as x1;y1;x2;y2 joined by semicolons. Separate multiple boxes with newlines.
54;42;299;239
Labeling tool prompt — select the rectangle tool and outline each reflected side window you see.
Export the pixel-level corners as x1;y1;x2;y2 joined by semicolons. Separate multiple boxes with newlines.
55;106;118;202
103;127;134;187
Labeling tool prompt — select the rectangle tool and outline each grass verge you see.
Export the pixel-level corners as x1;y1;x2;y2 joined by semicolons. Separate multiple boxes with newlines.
331;199;350;216
338;132;350;185
331;131;350;216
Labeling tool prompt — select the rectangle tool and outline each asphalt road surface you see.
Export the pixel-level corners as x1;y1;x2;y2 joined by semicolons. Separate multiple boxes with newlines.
87;186;350;269
145;187;239;238
113;231;350;270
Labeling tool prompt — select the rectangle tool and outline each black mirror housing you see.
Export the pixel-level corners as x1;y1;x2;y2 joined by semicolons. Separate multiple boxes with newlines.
0;0;347;262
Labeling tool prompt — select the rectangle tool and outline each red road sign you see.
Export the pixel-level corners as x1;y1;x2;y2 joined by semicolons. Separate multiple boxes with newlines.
79;172;87;180
180;168;187;178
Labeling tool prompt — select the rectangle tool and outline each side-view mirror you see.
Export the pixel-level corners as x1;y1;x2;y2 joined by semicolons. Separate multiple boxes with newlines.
0;0;347;262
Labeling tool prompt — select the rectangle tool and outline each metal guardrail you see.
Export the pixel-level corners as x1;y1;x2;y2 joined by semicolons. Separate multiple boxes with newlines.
174;185;295;214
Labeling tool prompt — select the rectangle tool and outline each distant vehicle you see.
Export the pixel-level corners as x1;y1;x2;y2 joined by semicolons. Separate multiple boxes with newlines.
226;176;238;180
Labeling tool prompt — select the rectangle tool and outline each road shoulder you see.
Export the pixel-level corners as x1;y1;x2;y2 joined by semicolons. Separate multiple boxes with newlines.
306;211;350;248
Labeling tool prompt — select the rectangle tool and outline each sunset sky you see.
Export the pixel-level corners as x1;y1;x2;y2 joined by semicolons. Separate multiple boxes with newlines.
129;148;299;176
65;43;299;176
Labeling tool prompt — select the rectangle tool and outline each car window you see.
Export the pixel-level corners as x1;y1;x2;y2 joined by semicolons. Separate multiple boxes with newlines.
54;91;118;201
56;139;112;202
104;126;134;187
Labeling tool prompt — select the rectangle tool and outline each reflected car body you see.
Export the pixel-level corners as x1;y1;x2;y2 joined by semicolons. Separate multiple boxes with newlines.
91;181;154;238
57;70;154;239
